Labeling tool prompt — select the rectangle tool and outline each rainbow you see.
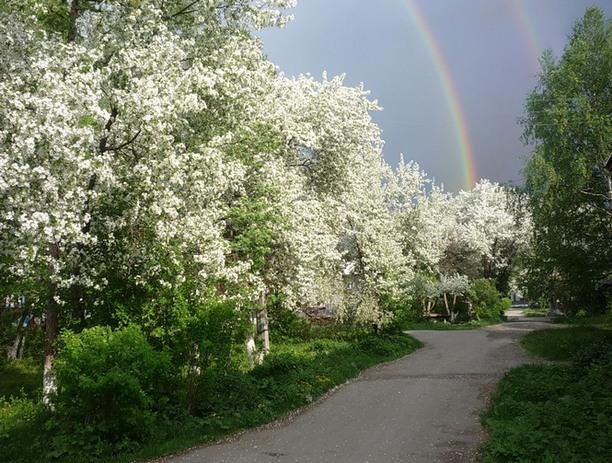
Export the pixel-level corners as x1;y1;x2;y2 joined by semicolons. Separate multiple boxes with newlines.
508;0;541;71
404;0;477;189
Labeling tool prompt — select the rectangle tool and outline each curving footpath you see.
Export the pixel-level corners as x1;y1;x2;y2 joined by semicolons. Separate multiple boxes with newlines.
164;319;554;463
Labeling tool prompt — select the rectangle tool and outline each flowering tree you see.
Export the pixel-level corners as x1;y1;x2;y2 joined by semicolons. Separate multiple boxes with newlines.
0;0;295;400
438;274;470;322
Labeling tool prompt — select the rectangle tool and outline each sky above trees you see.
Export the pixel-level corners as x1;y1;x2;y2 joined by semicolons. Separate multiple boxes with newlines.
259;0;612;191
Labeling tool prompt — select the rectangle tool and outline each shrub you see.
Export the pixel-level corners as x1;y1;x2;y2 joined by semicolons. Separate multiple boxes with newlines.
51;325;173;457
184;300;248;371
468;279;505;320
268;303;312;340
0;396;47;462
0;396;44;441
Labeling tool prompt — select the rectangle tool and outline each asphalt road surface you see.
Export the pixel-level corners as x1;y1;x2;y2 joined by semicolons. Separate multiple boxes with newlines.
165;321;552;463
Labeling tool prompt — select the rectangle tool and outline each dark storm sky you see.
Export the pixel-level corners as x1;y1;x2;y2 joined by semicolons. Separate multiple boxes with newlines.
259;0;612;191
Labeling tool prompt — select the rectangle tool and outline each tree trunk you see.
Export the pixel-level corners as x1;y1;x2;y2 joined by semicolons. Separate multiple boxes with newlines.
67;0;80;42
450;294;459;323
258;294;270;356
8;311;27;360
43;304;58;407
245;312;259;364
43;243;60;407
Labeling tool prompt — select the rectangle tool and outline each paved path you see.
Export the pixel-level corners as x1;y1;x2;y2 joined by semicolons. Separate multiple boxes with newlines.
165;321;553;463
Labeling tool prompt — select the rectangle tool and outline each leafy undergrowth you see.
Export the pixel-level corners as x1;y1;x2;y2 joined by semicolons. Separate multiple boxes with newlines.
521;326;612;360
482;327;612;463
0;333;421;463
404;319;500;330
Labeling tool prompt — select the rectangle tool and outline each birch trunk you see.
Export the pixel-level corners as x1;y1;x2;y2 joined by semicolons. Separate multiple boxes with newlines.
259;294;270;356
245;312;259;364
8;312;27;360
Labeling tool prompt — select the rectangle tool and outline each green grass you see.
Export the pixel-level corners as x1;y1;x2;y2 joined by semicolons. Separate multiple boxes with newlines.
521;326;612;360
483;327;612;462
404;318;500;330
0;333;422;463
522;308;549;317
0;358;42;399
482;363;612;463
552;312;612;327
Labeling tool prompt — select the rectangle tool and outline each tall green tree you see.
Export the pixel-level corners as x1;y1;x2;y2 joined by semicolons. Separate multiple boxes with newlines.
522;7;612;311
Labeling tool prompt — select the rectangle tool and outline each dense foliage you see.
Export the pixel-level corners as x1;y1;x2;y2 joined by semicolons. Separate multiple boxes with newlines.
50;326;173;455
521;7;612;312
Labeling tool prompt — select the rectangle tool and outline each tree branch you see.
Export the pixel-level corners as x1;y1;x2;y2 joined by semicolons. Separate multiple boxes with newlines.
99;106;118;154
164;0;202;19
106;129;142;152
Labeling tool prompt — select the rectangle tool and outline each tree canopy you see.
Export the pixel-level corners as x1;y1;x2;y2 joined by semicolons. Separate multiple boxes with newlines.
522;7;612;310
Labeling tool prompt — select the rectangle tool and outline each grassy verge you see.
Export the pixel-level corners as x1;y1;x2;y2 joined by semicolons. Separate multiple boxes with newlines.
522;308;549;317
521;326;612;360
403;318;500;330
0;358;42;399
0;333;421;463
551;312;612;327
482;327;612;463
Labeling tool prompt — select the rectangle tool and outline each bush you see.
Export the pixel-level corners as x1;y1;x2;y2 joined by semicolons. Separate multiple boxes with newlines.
268;303;312;340
0;396;47;462
184;300;248;370
468;279;506;320
51;325;173;457
0;396;44;441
